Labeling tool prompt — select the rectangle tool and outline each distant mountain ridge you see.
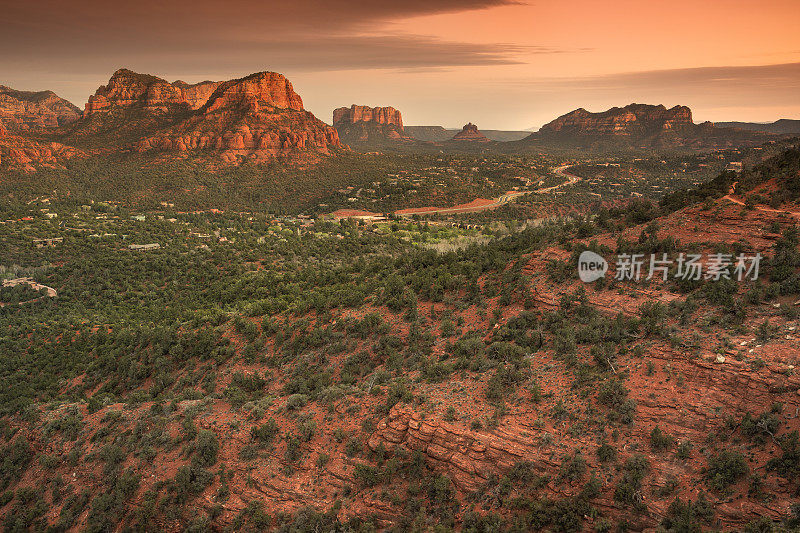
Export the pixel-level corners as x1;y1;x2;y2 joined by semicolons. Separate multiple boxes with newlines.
1;69;342;171
523;103;776;150
405;126;529;142
715;119;800;135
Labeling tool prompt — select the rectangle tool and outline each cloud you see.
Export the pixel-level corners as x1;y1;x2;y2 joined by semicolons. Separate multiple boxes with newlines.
1;0;535;77
0;0;538;106
2;0;521;43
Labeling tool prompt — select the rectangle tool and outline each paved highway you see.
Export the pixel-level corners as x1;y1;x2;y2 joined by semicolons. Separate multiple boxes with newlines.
394;164;581;217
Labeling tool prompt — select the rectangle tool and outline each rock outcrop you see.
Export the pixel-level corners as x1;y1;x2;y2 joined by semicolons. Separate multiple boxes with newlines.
198;71;305;115
333;105;404;128
527;103;772;150
449;122;489;142
83;69;221;117
333;105;411;144
0;85;80;131
134;72;339;162
67;69;341;163
368;405;536;492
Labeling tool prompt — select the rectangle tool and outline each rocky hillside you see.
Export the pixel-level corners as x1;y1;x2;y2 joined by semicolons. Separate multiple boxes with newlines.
449;122;490;142
0;120;85;172
1;168;800;530
0;85;80;131
525;104;775;150
332;104;411;145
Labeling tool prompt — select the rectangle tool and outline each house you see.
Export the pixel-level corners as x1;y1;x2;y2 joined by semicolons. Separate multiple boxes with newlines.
128;243;160;251
32;237;63;248
726;161;743;173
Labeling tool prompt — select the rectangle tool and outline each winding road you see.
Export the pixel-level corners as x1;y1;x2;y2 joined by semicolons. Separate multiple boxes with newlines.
535;164;582;193
394;164;581;217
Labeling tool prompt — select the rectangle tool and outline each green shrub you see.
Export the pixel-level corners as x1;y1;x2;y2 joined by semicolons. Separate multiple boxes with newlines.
559;452;587;483
193;430;219;467
354;463;381;487
251;418;279;444
614;454;649;510
485;365;524;401
705;450;748;492
650;425;675;451
741;411;781;444
597;379;636;424
659;493;713;532
286;394;309;410
675;440;692;460
0;438;32;491
597;441;617;463
767;430;800;481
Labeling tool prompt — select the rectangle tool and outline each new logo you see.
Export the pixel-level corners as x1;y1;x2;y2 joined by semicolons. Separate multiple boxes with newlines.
578;250;608;282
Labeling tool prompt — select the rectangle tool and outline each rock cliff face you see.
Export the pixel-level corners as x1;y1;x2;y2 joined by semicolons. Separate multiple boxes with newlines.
368;405;532;492
69;69;341;163
450;122;489;142
528;103;771;150
83;69;221;117
134;72;339;163
199;72;305;115
333;105;404;128
0;85;80;131
332;104;410;144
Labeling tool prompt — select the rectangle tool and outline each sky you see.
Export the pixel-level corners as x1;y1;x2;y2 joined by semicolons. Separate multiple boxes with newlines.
3;0;799;130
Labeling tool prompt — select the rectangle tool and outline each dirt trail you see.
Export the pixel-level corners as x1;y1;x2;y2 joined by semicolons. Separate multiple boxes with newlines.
723;181;800;218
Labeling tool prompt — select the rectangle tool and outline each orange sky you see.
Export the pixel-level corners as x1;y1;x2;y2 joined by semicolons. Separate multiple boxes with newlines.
3;0;799;129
